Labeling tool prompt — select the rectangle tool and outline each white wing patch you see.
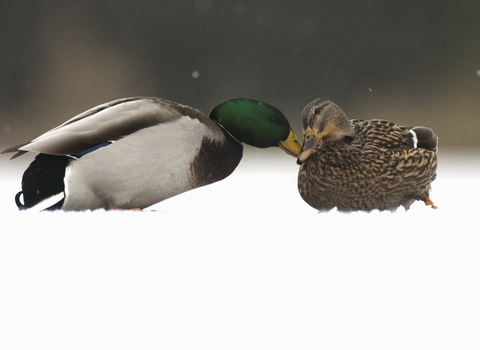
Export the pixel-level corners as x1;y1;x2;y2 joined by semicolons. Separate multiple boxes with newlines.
27;192;65;211
409;129;418;149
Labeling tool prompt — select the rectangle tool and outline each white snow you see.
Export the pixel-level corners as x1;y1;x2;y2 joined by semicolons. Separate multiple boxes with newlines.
0;148;479;349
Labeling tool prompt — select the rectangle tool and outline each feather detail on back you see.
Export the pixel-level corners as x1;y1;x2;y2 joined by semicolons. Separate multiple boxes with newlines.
2;97;206;157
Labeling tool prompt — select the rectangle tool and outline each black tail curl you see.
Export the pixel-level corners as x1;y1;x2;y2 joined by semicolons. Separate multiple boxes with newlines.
15;191;27;210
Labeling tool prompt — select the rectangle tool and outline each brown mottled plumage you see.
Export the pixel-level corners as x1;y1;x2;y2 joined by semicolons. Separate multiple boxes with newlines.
297;98;438;212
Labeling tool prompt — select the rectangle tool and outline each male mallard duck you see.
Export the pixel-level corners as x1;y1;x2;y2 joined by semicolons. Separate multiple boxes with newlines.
297;98;438;212
2;97;301;211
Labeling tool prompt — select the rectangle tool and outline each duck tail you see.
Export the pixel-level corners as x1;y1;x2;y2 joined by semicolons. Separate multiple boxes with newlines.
406;126;438;153
17;154;70;210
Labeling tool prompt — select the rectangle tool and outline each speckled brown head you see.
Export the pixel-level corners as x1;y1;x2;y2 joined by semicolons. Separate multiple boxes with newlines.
297;98;355;164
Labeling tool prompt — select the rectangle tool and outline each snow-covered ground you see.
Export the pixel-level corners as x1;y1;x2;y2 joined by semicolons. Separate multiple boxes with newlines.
0;148;479;349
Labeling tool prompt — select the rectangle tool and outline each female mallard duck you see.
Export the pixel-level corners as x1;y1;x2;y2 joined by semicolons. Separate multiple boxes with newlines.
2;97;301;211
297;98;438;212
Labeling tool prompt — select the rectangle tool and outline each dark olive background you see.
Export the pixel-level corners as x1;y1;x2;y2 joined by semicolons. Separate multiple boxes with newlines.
1;1;479;148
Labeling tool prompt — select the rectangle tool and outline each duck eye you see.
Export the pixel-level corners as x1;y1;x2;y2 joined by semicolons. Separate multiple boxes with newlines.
269;116;279;124
314;107;321;114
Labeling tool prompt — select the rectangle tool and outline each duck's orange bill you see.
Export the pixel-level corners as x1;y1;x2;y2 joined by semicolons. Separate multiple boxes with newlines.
297;127;322;165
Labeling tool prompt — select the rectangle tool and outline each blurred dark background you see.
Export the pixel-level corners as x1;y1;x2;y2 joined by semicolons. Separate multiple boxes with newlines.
1;0;479;148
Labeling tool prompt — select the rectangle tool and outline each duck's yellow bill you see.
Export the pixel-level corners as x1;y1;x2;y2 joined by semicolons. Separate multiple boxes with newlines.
279;130;302;157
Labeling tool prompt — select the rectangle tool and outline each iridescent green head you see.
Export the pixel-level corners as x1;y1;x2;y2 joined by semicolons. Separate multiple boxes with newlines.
209;98;301;157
